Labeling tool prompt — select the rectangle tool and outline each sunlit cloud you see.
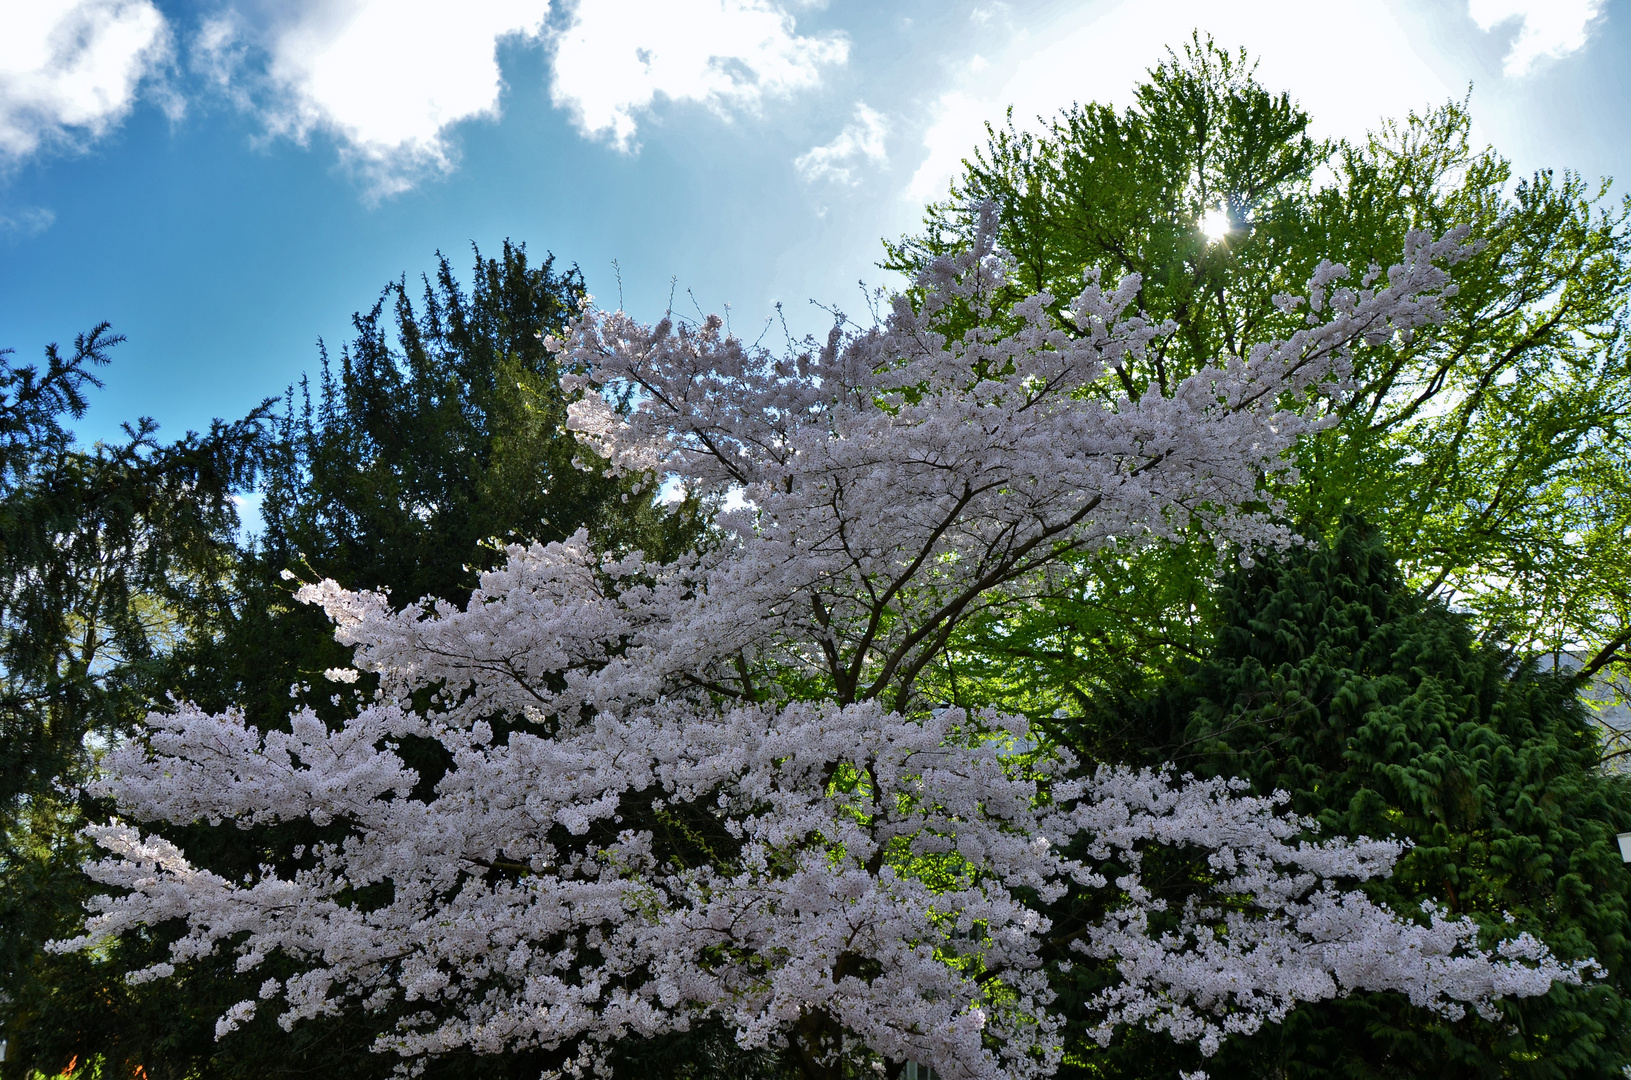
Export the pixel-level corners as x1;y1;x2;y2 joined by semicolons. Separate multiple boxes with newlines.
907;0;1457;204
193;0;846;195
0;0;170;165
200;0;547;197
796;103;886;185
1467;0;1605;76
549;0;848;148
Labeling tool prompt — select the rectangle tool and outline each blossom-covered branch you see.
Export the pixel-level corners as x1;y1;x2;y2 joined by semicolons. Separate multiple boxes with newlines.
560;209;1469;709
61;214;1582;1080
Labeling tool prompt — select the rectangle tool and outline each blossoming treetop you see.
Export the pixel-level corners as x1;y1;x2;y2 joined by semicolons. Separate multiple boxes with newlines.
63;211;1586;1080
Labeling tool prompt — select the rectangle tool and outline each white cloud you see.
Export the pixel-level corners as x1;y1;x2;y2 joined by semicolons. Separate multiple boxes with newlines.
910;90;986;205
549;0;848;148
221;0;548;196
0;0;170;164
1468;0;1605;76
907;0;1456;204
796;103;886;185
0;206;56;236
198;0;845;194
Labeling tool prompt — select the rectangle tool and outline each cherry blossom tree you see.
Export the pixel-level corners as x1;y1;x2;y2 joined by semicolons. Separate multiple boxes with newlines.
61;210;1588;1080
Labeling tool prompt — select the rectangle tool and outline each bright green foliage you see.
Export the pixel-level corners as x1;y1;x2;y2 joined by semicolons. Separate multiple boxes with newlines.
888;37;1322;380
1048;522;1631;1079
893;37;1631;717
900;41;1631;1073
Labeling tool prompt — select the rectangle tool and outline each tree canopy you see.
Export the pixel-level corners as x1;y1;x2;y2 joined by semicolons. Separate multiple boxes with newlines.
892;37;1631;717
66;208;1581;1080
1050;521;1631;1078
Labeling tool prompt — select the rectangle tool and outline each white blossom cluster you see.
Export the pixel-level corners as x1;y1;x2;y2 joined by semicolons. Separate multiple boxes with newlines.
62;211;1586;1079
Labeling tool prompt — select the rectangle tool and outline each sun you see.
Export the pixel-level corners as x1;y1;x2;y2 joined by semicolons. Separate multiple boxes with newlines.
1200;208;1232;243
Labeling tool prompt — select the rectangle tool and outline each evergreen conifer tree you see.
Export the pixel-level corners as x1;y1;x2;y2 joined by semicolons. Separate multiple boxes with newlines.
172;241;698;731
0;326;269;1079
1050;522;1631;1079
5;243;704;1080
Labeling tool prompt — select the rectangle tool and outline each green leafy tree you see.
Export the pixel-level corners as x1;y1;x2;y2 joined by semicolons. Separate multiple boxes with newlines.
894;37;1631;718
1047;521;1631;1079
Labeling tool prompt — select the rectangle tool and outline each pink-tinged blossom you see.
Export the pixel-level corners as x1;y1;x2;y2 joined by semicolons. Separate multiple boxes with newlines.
61;211;1584;1079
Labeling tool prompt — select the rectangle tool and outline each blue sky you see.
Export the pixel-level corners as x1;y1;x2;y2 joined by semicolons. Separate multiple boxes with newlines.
1;0;1627;446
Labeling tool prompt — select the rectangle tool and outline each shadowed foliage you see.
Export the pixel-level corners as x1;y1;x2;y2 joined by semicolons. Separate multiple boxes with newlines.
1047;521;1631;1079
